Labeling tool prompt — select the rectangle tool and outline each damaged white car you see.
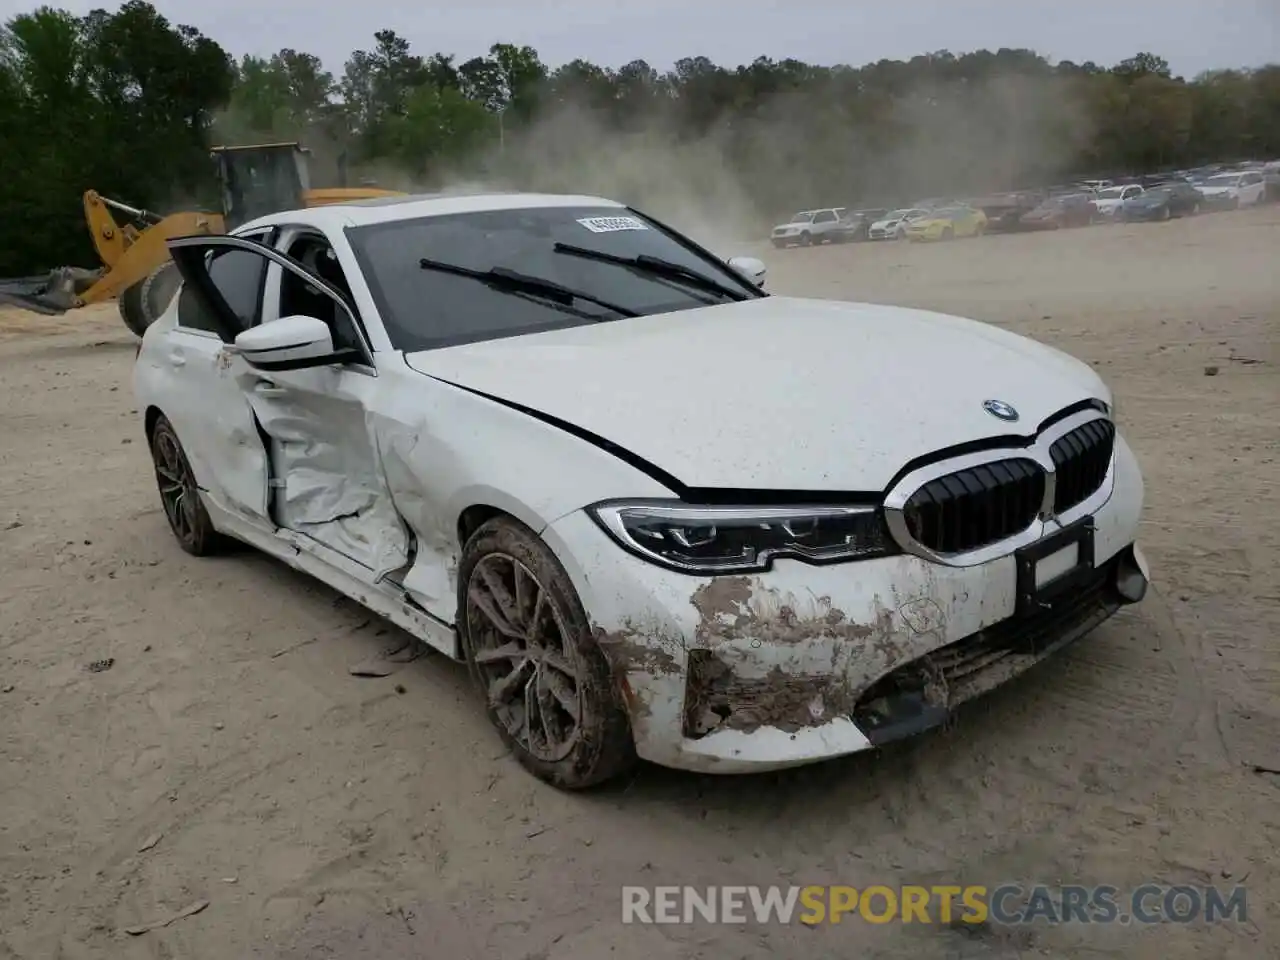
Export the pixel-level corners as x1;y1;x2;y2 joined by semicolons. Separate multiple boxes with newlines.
136;191;1150;789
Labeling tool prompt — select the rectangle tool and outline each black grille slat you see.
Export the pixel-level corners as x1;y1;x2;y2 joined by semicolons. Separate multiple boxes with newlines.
904;457;1044;553
900;417;1115;555
1050;419;1115;514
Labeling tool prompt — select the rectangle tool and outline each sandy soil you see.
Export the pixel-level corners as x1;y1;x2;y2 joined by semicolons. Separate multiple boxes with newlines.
1;207;1276;960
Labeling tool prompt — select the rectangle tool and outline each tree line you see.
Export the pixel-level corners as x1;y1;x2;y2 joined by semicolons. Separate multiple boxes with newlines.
2;0;1278;275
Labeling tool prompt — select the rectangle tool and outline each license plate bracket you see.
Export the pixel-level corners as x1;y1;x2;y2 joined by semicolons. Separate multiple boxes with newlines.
1015;516;1096;617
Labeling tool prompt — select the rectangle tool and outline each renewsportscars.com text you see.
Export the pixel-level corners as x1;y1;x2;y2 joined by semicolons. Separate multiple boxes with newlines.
621;884;1248;926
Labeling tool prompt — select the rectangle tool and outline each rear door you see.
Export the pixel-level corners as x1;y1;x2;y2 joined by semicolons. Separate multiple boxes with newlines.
160;228;275;525
811;209;839;238
167;233;410;577
1242;172;1264;204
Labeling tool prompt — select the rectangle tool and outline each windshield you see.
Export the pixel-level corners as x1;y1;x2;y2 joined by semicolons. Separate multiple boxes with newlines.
789;211;815;223
885;209;914;219
1143;187;1172;199
1205;174;1240;186
347;205;763;351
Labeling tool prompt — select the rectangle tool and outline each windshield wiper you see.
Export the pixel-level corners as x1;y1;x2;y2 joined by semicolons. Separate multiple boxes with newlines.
552;242;752;302
418;258;638;318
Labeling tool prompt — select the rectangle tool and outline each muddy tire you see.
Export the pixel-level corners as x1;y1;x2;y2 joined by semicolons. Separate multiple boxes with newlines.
458;516;636;789
941;227;954;241
149;415;225;556
118;262;181;338
117;281;151;337
799;231;812;247
141;261;181;323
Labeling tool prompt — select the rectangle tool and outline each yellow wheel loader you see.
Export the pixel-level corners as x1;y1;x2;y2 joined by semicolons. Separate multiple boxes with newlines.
0;142;402;336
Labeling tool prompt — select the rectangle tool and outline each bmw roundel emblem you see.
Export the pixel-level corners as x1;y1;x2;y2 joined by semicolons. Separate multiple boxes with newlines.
983;399;1020;422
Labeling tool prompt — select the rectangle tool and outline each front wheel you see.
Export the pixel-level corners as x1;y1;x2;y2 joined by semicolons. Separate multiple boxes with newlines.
459;516;636;789
941;227;954;241
799;232;812;246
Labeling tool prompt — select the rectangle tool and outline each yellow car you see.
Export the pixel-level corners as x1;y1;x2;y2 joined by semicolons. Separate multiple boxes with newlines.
904;205;989;241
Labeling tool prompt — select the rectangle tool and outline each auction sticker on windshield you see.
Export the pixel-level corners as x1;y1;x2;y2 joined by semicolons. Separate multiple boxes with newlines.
577;216;649;233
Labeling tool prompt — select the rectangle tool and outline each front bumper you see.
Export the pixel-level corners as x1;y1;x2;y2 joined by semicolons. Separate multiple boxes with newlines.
542;435;1148;773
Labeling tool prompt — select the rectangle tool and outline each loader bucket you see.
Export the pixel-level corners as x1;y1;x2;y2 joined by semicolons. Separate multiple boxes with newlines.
0;267;102;315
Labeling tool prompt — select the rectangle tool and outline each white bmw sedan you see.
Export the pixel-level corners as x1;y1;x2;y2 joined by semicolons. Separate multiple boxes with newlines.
136;192;1150;789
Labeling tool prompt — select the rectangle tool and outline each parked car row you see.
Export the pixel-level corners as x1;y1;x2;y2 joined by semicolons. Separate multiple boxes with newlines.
770;158;1279;248
769;207;891;247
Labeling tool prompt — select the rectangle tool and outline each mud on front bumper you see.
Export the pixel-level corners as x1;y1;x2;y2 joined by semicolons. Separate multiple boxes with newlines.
541;438;1148;774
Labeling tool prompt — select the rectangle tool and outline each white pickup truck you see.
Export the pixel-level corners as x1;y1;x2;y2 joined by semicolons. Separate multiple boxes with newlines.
770;208;852;247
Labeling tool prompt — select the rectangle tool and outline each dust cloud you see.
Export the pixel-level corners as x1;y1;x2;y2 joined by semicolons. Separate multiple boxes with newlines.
466;103;762;251
433;72;1093;246
209;67;1095;249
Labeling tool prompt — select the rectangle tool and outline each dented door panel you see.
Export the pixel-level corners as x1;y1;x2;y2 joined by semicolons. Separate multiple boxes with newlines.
235;357;410;576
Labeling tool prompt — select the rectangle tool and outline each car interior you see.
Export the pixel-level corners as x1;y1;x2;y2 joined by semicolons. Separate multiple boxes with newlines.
279;234;363;353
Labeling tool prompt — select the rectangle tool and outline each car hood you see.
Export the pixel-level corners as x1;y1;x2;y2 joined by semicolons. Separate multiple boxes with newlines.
773;221;809;230
1128;196;1168;207
869;219;902;229
403;298;1109;493
1198;186;1236;195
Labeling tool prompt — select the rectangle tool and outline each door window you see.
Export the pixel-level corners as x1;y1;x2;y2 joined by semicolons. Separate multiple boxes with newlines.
277;234;364;353
177;235;270;336
813;210;837;224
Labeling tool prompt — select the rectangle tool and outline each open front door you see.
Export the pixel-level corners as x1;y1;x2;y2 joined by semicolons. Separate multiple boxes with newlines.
167;234;410;576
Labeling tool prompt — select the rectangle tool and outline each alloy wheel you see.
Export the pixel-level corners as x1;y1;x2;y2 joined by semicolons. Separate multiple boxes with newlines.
152;427;198;548
465;553;584;762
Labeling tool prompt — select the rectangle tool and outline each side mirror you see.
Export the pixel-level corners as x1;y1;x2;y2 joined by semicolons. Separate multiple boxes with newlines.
233;314;336;369
727;255;767;288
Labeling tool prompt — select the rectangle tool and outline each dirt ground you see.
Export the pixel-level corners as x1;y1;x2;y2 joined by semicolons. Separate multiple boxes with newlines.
1;206;1276;960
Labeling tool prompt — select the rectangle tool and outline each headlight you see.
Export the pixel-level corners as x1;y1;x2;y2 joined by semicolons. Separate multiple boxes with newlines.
588;500;898;574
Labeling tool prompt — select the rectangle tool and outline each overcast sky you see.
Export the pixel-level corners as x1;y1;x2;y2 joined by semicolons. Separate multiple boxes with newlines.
10;0;1279;78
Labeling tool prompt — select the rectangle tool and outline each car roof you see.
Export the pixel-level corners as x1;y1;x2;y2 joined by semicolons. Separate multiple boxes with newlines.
237;191;626;233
